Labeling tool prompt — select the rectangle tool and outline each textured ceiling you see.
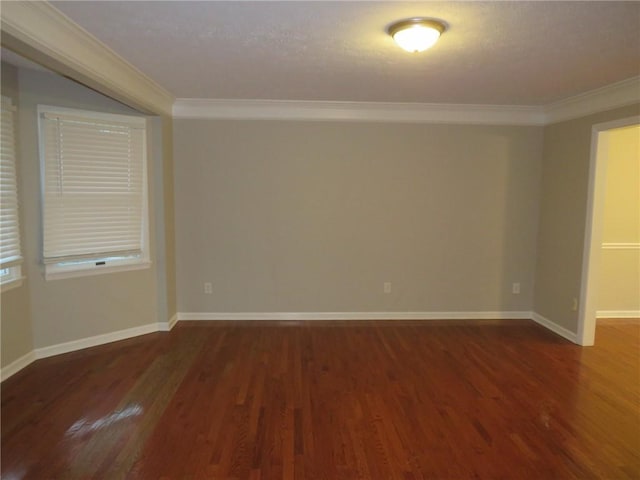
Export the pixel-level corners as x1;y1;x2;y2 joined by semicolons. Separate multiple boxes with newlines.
51;1;640;105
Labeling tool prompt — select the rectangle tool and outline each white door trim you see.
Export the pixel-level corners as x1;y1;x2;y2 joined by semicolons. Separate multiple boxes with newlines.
579;116;640;345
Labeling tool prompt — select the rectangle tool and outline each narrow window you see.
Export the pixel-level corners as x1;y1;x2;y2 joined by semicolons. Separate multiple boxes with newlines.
0;96;24;290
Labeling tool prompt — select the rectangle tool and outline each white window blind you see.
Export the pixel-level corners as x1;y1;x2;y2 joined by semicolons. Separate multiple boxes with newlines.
40;108;147;265
1;96;23;270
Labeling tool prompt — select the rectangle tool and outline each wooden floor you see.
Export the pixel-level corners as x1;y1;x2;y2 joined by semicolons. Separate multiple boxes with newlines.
2;319;639;479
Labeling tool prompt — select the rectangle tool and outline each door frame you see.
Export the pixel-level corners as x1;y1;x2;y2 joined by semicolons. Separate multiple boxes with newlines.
578;115;640;345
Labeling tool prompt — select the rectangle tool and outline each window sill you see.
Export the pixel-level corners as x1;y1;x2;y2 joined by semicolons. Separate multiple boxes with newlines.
45;261;151;281
1;277;24;293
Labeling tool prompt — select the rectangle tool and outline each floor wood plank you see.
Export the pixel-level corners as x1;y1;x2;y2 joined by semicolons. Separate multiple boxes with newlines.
2;319;639;479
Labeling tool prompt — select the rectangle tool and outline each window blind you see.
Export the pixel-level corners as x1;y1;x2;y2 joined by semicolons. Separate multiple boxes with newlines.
0;96;23;268
41;109;146;264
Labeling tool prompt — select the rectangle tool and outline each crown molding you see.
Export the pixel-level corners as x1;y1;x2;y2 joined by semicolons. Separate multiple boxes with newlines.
544;76;640;125
1;1;174;116
173;98;547;126
173;76;640;126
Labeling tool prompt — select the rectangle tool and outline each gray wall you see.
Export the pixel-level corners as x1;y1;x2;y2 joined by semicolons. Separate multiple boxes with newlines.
534;103;640;332
1;62;34;367
175;120;543;314
12;68;161;351
160;117;177;321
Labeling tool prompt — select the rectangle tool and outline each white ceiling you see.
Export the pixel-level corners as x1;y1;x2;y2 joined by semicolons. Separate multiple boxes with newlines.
37;1;640;106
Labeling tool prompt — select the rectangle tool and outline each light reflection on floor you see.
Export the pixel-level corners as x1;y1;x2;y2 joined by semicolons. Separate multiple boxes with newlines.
1;467;26;480
65;404;143;437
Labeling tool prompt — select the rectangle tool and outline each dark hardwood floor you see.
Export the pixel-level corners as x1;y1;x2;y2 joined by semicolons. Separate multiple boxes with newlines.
2;319;639;479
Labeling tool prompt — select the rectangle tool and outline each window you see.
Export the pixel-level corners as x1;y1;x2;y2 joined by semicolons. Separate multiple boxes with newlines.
0;96;24;290
38;106;149;280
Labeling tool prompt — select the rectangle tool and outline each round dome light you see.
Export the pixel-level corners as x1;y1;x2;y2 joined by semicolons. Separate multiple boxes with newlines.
388;18;446;53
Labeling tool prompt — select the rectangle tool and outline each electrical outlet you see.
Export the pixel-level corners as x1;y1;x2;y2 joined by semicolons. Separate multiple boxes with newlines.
512;282;521;295
572;297;578;311
384;282;391;294
204;282;213;294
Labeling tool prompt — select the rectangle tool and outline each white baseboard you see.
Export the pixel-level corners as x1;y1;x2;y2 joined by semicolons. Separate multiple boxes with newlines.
2;310;581;382
169;312;178;329
158;313;178;331
531;312;579;344
33;323;160;359
597;310;640;319
2;318;180;382
1;350;37;382
177;311;533;321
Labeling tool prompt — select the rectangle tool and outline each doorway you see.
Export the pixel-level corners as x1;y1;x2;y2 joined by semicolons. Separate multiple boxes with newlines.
579;116;640;345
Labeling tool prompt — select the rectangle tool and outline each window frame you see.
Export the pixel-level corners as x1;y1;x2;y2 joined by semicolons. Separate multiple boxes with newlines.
0;265;23;292
1;95;24;291
37;105;151;281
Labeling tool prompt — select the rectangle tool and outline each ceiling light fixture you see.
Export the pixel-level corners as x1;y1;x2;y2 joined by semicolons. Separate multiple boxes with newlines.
388;18;446;53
